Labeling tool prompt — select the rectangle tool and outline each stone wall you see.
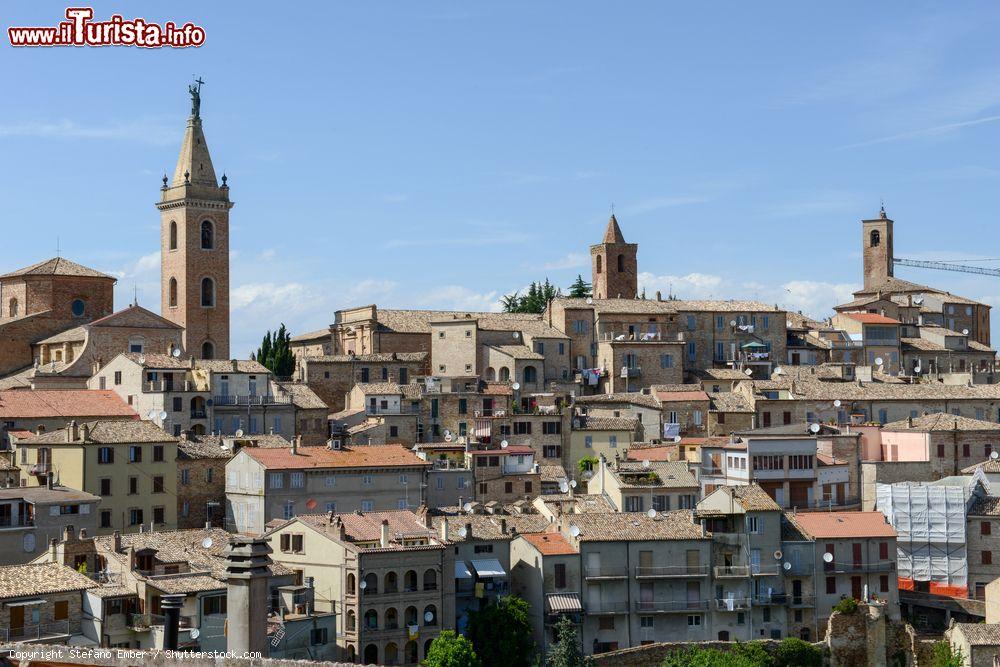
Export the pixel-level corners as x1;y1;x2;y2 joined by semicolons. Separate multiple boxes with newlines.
589;640;781;667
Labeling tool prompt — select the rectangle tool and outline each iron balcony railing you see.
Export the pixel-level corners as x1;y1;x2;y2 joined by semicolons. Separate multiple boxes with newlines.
585;600;629;614
713;565;750;578
633;600;709;613
212;395;291;406
634;565;709;578
2;620;71;642
714;597;752;611
584;566;629;579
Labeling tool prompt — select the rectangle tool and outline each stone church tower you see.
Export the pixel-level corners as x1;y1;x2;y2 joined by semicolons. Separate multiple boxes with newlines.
590;214;638;299
862;206;894;290
158;82;232;359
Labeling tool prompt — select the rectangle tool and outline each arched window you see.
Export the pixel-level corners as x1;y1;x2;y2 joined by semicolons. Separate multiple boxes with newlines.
870;229;880;247
385;644;399;664
71;299;86;317
485;367;496;382
346;573;356;595
523;366;537;384
423;604;437;626
346;610;356;632
596;255;602;274
385;571;398;593
404;605;418;626
385;607;399;629
201;277;215;307
201;341;215;359
168;278;178;308
617;254;624;272
404;570;418;592
423;569;437;591
363;609;378;630
424;639;434;659
169;221;178;250
499;367;511;382
364;645;378;665
363;573;378;594
8;298;17;317
191;396;206;417
201;220;214;249
404;641;418;665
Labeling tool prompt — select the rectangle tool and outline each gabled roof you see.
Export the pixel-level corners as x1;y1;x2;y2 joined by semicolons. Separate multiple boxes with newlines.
0;390;136;419
790;511;896;539
292;510;442;552
520;531;577;555
0;562;96;599
601;214;627;244
567;510;705;542
708;484;782;512
88;304;183;330
882;414;1000;432
574;416;640;431
840;312;900;325
574;392;661;409
0;257;115;280
23;419;176;445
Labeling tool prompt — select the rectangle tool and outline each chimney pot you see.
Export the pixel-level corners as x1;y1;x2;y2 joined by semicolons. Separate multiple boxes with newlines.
113;530;122;553
380;519;390;548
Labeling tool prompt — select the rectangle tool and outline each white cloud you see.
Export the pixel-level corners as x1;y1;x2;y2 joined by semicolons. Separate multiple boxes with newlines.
838;114;1000;150
638;272;725;299
541;253;589;271
413;285;502;312
0;118;177;145
776;280;858;317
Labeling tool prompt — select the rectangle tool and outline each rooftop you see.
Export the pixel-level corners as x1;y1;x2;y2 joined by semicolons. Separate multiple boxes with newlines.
791;511;896;539
0;390;136;419
567;510;706;542
882;413;1000;432
520;531;577;555
574;416;639;431
430;513;552;541
0;257;115;280
0;485;100;504
840;312;900;325
23;419;177;445
0;562;96;599
295;510;442;551
303;351;428;363
951;622;1000;646
243;444;428;470
710;484;782;512
574;392;661;409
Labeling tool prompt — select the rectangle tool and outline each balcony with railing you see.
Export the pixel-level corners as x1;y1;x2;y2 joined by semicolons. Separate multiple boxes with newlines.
1;621;71;643
787;595;816;608
633;599;709;613
584;565;629;580
714;597;752;611
0;513;34;529
365;405;421;416
634;565;709;578
212;394;291;407
713;565;750;578
825;560;895;575
585;600;629;615
752;592;787;606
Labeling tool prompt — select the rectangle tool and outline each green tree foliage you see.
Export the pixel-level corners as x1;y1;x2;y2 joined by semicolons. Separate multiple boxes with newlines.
930;641;964;667
567;275;592;298
252;323;295;378
502;279;561;314
546;615;590;667
424;631;481;667
772;638;821;667
467;596;535;667
661;642;769;667
832;597;858;615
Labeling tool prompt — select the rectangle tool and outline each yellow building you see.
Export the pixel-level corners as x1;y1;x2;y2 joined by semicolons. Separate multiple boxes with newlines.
16;420;178;534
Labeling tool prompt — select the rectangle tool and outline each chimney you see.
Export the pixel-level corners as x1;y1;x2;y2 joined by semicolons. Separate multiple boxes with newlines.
189;356;196;369
465;522;473;539
290;436;299;456
500;518;507;535
79;528;87;539
380;519;390;548
337;517;347;541
907;416;913;428
225;536;273;654
656;291;662;301
113;530;122;553
440;519;450;542
231;359;239;372
63;525;75;542
304;576;315;615
80;423;90;442
46;474;54;490
160;594;185;650
66;420;78;443
48;538;57;562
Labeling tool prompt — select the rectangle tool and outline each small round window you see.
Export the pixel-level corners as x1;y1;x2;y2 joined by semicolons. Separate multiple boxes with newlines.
71;299;85;317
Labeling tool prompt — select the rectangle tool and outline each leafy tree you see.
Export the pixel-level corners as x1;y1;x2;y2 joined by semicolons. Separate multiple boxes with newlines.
832;597;858;615
773;638;821;667
661;642;771;667
502;279;561;314
578;456;599;474
467;596;535;667
424;631;481;667
930;641;963;667
546;616;590;667
567;275;592;298
252;323;296;378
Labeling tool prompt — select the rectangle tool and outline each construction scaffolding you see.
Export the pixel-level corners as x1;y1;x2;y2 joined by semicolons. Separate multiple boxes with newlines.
875;482;969;597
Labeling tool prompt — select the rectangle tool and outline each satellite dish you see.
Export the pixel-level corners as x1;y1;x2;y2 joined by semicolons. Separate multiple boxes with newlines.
833;399;842;408
730;320;737;327
809;423;821;434
235;429;244;438
783;562;792;571
559;481;569;493
569;524;580;537
359;580;367;590
158;411;168;421
500;440;509;448
444;433;453;442
463;502;473;512
512;382;521;391
444;429;452;437
914;366;922;374
201;537;214;549
744;368;753;376
220;441;231;451
585;297;593;305
424;611;434;623
569;480;577;489
822;552;834;563
774;367;783;375
875;357;884;366
171;347;182;358
138;355;146;365
458;527;467;538
512;331;519;339
190;628;200;639
673;436;682;443
991;451;999;461
642;459;650;469
913;297;924;305
647;508;657;519
147;409;158;420
963;329;970;336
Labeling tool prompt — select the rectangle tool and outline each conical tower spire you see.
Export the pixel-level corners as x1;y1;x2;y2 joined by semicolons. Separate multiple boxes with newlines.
170;78;217;188
602;213;627;244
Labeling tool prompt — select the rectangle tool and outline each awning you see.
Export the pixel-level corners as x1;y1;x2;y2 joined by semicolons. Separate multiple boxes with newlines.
741;341;768;349
6;598;45;607
546;593;582;613
455;560;473;580
470;558;506;578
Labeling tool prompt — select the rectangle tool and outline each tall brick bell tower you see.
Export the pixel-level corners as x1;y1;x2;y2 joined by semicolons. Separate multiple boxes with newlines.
158;79;231;359
862;205;894;290
590;214;638;299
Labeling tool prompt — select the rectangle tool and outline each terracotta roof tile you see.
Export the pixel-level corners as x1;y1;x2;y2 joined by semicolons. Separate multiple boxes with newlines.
791;511;896;539
0;257;115;280
574;416;639;431
0;390;136;419
521;531;577;555
244;444;428;470
883;414;1000;432
568;510;706;542
841;313;900;325
0;562;96;599
295;510;442;551
23;419;176;445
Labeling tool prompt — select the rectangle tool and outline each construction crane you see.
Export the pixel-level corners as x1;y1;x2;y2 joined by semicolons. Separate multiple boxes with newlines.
894;257;1000;279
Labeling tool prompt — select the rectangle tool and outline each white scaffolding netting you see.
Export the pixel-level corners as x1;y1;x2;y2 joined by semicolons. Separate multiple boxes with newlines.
875;482;968;587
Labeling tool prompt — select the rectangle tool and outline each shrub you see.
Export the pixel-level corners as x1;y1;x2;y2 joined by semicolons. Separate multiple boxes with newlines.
832;597;858;615
773;637;821;667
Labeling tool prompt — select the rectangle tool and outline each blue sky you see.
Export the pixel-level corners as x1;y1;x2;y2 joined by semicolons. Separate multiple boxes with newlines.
5;2;1000;356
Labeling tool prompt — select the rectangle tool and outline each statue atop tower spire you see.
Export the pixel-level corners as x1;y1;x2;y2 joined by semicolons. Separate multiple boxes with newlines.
188;76;204;119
